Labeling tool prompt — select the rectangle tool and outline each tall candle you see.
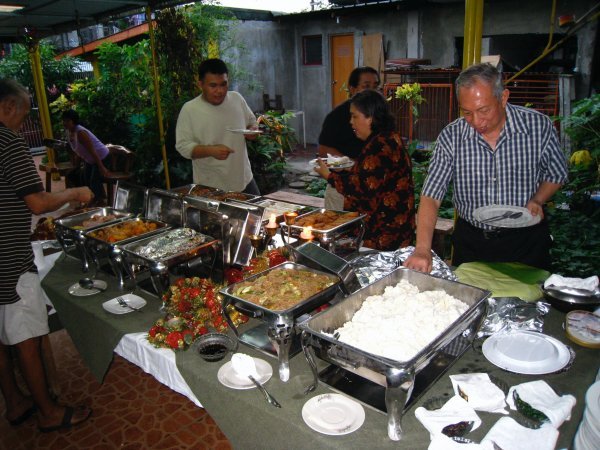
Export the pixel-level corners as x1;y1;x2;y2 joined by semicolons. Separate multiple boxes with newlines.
268;213;277;227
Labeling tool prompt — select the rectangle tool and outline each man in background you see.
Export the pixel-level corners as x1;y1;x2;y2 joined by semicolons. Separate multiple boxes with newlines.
0;79;93;431
175;58;260;194
318;66;380;210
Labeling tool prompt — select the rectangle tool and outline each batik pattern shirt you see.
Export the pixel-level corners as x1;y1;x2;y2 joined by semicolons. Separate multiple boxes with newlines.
328;131;415;250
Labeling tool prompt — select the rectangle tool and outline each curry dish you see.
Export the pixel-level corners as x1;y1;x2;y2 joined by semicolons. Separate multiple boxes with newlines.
232;268;336;310
88;220;159;243
294;210;359;230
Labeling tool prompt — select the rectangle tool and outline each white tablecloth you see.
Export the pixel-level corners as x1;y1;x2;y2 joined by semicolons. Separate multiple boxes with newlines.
114;332;202;408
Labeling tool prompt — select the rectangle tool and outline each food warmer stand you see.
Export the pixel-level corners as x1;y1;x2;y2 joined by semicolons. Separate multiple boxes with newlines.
299;267;489;441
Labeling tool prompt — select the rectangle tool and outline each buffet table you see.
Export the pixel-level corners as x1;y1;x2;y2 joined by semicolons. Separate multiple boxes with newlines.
42;255;598;449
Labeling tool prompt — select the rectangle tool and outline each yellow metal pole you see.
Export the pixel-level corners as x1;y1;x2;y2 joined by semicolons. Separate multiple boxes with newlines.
146;5;171;189
28;41;59;181
462;0;475;68
473;0;484;64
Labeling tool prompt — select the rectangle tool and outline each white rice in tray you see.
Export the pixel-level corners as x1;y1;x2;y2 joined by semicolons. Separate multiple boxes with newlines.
334;280;469;362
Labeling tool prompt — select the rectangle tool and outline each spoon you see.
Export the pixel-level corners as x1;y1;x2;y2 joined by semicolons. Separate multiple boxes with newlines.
231;353;282;408
78;277;106;292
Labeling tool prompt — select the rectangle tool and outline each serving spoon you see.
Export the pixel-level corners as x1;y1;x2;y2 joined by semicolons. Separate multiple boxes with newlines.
78;277;106;292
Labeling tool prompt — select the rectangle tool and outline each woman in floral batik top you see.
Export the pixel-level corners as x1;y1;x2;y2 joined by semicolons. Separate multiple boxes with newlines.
315;89;415;250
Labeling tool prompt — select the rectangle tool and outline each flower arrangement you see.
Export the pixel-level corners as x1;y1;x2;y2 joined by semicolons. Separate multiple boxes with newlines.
391;83;426;122
147;277;247;350
147;248;290;351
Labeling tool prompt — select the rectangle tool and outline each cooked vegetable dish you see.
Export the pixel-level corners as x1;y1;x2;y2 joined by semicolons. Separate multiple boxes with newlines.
232;268;336;310
88;220;159;243
294;210;359;230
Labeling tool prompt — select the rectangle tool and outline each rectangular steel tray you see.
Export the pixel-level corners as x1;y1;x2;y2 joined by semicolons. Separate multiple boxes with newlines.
229;198;312;224
84;218;171;286
283;208;366;236
220;262;341;319
299;267;489;440
54;207;132;270
121;228;217;267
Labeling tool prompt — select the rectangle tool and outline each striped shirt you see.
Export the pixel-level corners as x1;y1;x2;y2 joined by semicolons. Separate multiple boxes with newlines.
0;124;44;304
421;103;568;228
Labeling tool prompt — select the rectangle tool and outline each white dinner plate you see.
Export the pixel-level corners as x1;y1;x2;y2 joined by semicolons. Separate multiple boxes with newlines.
68;280;108;296
482;330;571;375
102;294;147;314
302;393;365;436
217;357;273;389
309;158;355;170
226;128;262;135
473;205;541;228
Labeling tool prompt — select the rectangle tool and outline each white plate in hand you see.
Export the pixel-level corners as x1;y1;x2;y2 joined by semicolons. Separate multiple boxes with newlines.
217;357;272;389
473;205;541;228
102;294;147;314
482;330;571;375
302;393;365;435
68;280;107;296
309;157;355;170
226;128;262;135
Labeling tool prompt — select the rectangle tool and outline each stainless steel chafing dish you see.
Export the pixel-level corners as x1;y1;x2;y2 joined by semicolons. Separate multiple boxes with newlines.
281;208;366;255
84;218;170;288
220;262;342;382
183;197;230;283
146;188;184;226
299;267;489;441
113;180;147;215
54;207;132;272
230;198;312;225
121;228;218;298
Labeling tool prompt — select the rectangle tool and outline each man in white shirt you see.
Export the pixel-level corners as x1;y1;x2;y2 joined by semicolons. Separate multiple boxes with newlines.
175;58;260;194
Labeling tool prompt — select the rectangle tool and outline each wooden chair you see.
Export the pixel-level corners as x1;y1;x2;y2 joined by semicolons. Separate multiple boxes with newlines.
104;144;135;206
37;139;78;192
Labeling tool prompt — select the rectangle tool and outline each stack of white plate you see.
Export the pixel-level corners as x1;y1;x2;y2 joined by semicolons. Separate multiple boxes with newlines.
574;381;600;450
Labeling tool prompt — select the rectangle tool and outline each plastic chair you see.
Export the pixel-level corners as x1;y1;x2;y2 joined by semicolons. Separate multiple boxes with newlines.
104;144;135;206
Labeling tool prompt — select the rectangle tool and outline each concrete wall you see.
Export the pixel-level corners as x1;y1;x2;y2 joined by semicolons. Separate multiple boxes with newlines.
224;0;597;144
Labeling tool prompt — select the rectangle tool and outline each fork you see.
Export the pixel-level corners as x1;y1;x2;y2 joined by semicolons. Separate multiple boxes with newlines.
117;296;143;313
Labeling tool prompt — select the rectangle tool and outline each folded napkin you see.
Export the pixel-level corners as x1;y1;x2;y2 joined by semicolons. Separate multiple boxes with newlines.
415;395;482;440
507;380;576;428
428;434;491;450
482;417;559;450
544;274;599;292
449;373;508;414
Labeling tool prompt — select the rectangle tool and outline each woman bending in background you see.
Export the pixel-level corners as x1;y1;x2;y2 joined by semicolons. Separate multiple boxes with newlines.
62;109;110;205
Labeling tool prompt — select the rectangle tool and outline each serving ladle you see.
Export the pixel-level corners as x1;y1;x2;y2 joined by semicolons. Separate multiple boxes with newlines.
78;277;106;292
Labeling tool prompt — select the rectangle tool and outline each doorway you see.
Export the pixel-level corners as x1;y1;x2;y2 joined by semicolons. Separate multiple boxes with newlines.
330;34;354;108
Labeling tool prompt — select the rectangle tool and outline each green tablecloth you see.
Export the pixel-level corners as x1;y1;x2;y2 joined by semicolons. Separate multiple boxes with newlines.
41;254;163;381
43;256;599;448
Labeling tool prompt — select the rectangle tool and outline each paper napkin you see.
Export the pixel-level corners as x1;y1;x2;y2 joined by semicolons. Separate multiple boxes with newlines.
449;373;508;414
482;417;559;450
415;395;482;440
544;274;599;292
507;380;576;428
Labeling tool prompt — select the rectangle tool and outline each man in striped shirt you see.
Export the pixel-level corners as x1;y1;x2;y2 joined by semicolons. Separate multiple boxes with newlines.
0;79;93;431
405;63;568;272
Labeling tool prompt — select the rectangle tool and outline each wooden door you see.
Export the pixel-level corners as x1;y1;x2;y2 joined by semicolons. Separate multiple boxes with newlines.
330;34;354;108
